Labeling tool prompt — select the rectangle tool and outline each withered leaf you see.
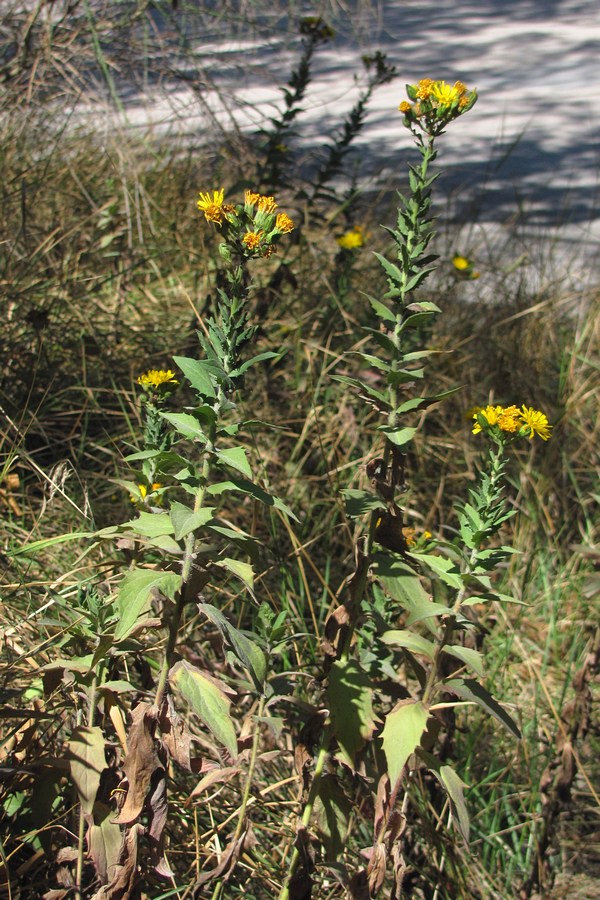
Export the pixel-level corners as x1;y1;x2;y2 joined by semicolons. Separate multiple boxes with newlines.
367;841;386;895
91;821;144;899
193;824;254;890
158;694;201;773
116;702;161;825
65;725;106;818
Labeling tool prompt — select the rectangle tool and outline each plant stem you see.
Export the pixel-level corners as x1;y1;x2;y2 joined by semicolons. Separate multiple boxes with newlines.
154;429;215;711
278;726;331;900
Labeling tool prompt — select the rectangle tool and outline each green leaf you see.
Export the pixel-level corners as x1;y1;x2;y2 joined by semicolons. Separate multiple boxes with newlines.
444;678;521;738
66;726;106;815
169;660;237;758
405;596;453;626
443;645;485;678
119;511;174;539
342;489;385;518
9;532;94;557
215;446;252;478
170;502;214;541
408;551;463;589
326;659;379;769
214;557;254;590
367;295;396;323
115;569;182;641
381;700;430;786
379;425;418;448
160;411;206;441
381;630;436;660
207;475;298;521
313;776;352;862
372;252;404;287
440;765;470;842
198;603;266;690
173;356;217;398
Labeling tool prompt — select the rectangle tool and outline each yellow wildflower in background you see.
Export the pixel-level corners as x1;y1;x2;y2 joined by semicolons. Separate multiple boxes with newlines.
398;100;412;113
452;253;480;279
336;226;365;249
275;213;295;233
137;369;178;390
519;406;552;441
197;189;226;224
242;231;263;250
452;255;470;271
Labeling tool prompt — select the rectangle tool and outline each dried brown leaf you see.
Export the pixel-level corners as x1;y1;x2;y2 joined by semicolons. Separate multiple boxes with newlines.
116;703;160;825
91;822;144;899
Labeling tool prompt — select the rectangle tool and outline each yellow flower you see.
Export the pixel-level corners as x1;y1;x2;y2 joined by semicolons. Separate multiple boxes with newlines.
242;231;263;250
498;405;521;432
431;80;462;106
244;189;261;206
275;212;295;234
197;188;226;224
416;78;434;100
472;405;504;434
398;100;412;114
137;369;178;390
452;254;470;271
336;226;364;249
131;482;162;503
519;406;552;441
257;195;278;214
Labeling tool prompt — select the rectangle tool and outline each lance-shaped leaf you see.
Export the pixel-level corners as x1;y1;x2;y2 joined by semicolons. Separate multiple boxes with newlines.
170;660;237;759
444;678;521;738
65;725;106;816
207;474;297;521
443;645;485;679
419;750;470;843
326;659;379;769
115;569;182;641
214;557;254;591
198;603;266;690
381;630;436;661
379;425;418;448
118;511;173;539
381;700;430;786
408;550;463;589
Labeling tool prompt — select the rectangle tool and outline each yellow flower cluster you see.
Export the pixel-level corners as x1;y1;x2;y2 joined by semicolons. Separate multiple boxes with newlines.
472;405;552;441
399;78;477;134
197;187;295;258
336;226;365;250
452;253;480;279
137;369;179;390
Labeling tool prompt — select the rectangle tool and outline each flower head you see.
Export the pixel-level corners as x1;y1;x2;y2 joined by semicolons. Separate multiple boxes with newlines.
197;188;226;224
452;253;480;279
431;80;463;106
137;369;178;390
336;226;365;250
519;406;552;441
275;212;295;234
242;231;264;251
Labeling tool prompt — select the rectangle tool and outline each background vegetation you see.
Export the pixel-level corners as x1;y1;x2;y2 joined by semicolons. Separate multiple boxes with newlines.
0;2;598;898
